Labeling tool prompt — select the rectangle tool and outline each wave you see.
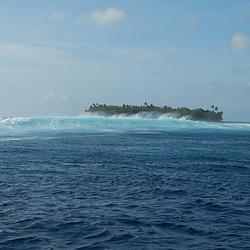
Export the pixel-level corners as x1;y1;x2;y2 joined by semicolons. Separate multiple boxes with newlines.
88;111;188;120
0;114;250;137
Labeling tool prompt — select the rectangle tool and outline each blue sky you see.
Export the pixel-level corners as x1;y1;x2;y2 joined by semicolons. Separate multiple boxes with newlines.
0;0;250;120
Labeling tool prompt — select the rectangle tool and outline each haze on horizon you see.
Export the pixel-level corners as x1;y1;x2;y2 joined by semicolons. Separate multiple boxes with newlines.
0;0;250;121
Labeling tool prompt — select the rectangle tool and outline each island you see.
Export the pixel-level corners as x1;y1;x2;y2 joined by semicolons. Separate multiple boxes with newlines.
86;103;223;122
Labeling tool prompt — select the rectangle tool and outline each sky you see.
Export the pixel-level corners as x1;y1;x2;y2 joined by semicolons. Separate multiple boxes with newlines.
0;0;250;120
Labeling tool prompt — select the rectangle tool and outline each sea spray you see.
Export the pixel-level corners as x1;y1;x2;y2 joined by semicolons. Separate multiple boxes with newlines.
0;114;250;139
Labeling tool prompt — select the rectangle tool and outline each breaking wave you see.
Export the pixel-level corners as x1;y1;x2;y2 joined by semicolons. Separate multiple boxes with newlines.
0;113;250;138
91;111;188;120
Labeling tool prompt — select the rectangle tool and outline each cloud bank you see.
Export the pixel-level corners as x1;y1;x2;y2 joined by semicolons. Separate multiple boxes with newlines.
0;42;72;64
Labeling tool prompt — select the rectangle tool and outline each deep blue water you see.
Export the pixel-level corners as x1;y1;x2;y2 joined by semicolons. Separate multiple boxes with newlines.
0;116;250;249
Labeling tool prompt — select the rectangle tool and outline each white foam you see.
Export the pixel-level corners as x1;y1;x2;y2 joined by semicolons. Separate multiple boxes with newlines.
0;115;249;138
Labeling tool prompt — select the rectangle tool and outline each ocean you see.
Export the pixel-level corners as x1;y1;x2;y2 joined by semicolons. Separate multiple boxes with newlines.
0;115;250;249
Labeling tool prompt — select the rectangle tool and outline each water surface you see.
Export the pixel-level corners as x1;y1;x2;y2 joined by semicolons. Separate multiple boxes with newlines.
0;116;250;249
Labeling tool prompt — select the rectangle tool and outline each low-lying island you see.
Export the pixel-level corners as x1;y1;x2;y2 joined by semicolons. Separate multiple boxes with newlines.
86;103;223;122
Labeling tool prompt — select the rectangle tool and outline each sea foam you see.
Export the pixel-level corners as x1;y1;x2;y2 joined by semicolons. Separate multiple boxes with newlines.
0;114;249;138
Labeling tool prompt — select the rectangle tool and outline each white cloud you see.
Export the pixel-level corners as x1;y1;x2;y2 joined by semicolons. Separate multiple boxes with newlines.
112;46;180;59
49;12;65;21
230;33;249;52
0;42;72;64
82;7;125;26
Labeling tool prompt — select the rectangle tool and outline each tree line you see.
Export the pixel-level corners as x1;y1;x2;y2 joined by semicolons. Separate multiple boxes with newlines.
86;103;223;122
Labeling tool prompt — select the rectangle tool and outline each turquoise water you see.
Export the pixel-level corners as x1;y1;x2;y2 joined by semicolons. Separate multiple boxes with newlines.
0;115;250;249
0;115;250;136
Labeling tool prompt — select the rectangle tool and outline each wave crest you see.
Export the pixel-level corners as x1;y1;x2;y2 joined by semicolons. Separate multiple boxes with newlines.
0;114;249;137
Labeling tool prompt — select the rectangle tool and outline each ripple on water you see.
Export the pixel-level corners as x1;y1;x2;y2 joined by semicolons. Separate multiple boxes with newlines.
0;128;250;249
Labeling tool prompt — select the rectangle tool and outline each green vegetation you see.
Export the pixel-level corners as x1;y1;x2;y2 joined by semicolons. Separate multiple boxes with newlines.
86;103;223;122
